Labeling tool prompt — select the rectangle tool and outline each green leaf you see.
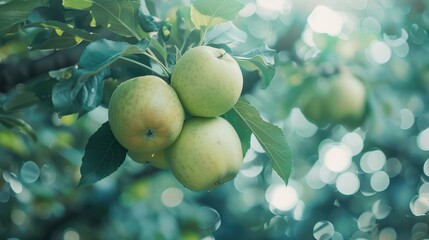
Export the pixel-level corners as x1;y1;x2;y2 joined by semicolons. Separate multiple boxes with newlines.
0;0;48;35
190;0;244;29
51;39;149;115
138;10;160;32
78;121;127;186
52;68;109;116
223;105;252;157
30;31;84;50
79;38;149;72
63;0;147;39
23;20;98;42
192;0;244;20
205;21;247;45
0;115;37;142
236;45;277;88
226;98;292;185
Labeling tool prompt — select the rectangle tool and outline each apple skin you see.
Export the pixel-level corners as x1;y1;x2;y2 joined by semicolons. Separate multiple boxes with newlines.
170;117;243;191
128;150;169;169
326;70;366;125
171;46;243;117
108;75;185;153
299;68;366;129
299;87;329;125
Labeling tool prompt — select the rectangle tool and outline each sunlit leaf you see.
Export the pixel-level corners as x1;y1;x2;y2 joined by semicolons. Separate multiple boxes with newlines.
205;21;247;45
192;0;244;20
24;20;98;42
225;98;292;185
78;121;127;186
31;31;84;50
190;0;244;29
63;0;147;39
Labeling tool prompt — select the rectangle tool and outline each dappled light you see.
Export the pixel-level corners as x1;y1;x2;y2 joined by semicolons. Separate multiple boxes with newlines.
1;0;429;239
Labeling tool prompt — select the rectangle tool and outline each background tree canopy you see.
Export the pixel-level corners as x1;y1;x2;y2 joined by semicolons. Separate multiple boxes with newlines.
1;0;429;239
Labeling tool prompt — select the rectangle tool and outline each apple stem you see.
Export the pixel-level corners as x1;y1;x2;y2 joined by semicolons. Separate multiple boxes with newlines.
217;51;226;59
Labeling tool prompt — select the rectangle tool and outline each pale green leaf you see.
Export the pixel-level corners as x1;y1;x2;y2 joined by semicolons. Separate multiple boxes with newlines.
190;0;244;29
227;98;292;184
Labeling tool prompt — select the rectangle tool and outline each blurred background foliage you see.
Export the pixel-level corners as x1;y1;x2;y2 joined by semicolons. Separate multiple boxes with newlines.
1;0;429;239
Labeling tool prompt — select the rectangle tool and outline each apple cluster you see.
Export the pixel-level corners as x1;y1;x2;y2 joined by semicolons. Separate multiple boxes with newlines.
108;46;244;191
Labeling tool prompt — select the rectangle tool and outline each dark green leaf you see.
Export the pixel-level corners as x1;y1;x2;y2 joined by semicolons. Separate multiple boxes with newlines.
79;39;149;72
226;98;292;185
63;0;147;39
138;10;160;32
52;68;109;116
205;21;247;45
24;20;98;42
51;39;149;115
0;0;48;35
236;45;277;88
31;31;84;50
161;22;171;41
166;53;176;69
78;121;127;186
192;0;244;20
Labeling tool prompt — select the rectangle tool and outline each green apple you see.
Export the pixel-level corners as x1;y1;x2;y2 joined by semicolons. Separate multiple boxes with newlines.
128;150;169;169
299;68;366;129
299;86;329;125
171;46;243;117
170;117;243;191
326;69;366;125
108;75;185;153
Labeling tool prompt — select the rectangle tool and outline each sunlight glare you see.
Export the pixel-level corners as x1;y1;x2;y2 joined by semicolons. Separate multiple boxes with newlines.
307;5;343;36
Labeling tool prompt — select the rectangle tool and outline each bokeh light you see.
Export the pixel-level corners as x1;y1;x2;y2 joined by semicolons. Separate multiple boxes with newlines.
417;128;429;151
313;220;334;240
336;172;360;195
307;6;343;36
367;40;392;64
360;150;386;173
321;143;352;173
265;184;298;212
161;187;184;208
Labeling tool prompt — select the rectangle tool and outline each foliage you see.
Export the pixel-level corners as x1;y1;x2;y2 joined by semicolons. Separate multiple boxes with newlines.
1;0;429;239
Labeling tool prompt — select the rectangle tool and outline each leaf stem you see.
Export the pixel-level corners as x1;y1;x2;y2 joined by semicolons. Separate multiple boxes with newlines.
197;28;207;46
118;57;166;78
142;51;171;76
